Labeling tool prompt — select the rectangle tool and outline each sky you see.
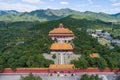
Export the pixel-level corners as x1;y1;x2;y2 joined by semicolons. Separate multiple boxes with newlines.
0;0;120;14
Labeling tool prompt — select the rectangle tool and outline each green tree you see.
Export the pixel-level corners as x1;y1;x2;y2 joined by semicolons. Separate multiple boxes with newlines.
89;75;95;80
73;58;88;69
0;57;4;71
81;74;89;80
52;54;56;59
81;74;103;80
20;73;42;80
86;57;96;67
96;57;107;70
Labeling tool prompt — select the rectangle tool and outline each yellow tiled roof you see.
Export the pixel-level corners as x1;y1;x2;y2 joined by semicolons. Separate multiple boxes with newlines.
49;33;74;36
90;53;99;58
49;64;75;69
49;28;74;34
50;43;73;50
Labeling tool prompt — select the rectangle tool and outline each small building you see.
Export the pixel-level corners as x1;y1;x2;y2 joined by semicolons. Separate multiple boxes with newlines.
90;53;99;58
103;32;110;36
111;39;120;46
91;34;98;38
87;28;94;34
102;32;112;40
95;30;103;35
111;39;120;44
16;41;24;45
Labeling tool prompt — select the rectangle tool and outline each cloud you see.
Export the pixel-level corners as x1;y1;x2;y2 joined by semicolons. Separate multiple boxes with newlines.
88;0;93;4
0;2;38;12
22;0;41;3
60;1;69;5
101;8;120;14
112;2;120;6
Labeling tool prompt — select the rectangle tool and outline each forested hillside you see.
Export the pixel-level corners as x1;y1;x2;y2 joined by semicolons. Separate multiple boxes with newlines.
1;8;120;22
0;16;120;71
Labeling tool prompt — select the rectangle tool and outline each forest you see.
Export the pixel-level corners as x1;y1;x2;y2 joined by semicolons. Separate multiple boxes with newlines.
80;74;103;80
0;16;120;71
71;30;120;70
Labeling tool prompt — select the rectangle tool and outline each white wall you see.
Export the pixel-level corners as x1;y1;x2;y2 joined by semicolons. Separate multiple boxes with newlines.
51;37;74;43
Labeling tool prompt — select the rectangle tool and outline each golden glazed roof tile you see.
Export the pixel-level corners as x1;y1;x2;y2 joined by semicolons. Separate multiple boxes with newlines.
49;64;75;69
90;53;99;58
50;43;73;50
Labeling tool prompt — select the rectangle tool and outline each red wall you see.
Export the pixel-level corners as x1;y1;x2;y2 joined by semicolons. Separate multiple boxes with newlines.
1;68;120;74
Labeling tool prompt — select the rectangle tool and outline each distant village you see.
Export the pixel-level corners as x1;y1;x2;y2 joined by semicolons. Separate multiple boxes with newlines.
87;29;120;49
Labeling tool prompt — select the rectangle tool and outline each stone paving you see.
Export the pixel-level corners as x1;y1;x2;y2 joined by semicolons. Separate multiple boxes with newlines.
43;53;80;64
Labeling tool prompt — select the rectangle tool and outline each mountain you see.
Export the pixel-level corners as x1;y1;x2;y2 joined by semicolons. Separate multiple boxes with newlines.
111;13;120;20
0;10;19;15
68;11;116;22
28;8;80;20
0;8;120;22
0;8;81;22
111;13;120;17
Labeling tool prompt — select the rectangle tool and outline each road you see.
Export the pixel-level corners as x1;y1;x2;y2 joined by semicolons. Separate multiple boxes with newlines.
60;53;63;64
0;73;119;80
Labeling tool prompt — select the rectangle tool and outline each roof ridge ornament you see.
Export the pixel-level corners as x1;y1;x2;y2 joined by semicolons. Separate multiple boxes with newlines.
59;23;64;28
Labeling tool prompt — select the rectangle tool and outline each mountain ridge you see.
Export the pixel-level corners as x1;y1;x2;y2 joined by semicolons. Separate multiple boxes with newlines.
0;10;19;15
0;8;120;22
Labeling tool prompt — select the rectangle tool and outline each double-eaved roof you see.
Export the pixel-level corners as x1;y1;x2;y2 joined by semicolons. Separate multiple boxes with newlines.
49;24;74;37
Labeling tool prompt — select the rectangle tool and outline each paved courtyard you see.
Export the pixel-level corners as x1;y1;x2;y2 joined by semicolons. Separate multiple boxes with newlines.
43;53;80;64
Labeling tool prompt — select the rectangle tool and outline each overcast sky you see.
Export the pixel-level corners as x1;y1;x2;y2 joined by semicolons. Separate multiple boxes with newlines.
0;0;120;14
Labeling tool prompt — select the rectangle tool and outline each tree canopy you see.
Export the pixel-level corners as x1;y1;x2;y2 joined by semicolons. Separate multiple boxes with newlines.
20;73;42;80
